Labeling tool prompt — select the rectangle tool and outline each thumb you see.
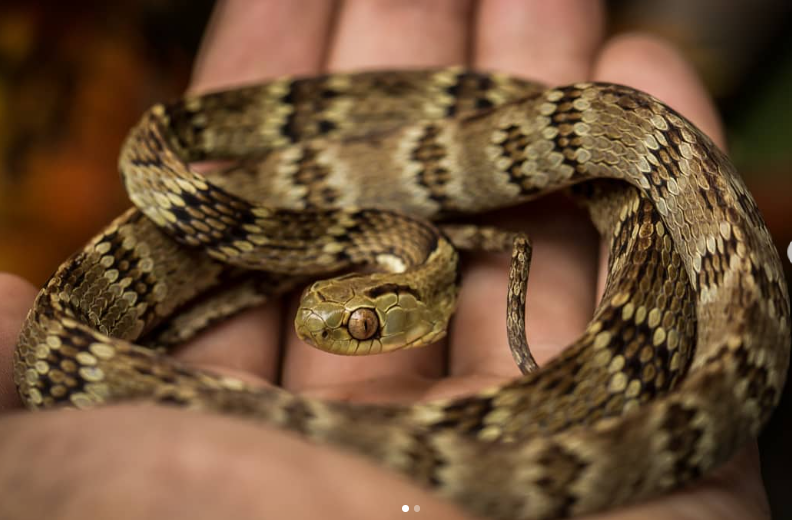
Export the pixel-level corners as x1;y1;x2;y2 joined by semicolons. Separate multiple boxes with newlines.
0;273;38;411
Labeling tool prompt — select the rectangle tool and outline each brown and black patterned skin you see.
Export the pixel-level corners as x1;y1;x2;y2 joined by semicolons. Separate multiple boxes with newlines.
13;69;790;520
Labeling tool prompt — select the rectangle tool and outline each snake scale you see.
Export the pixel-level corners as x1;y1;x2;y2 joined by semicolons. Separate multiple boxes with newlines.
13;68;791;519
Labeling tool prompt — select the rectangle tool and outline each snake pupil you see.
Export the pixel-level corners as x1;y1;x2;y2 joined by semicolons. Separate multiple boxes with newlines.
348;308;378;340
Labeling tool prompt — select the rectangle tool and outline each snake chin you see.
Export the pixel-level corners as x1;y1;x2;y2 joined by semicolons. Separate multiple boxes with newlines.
294;274;446;355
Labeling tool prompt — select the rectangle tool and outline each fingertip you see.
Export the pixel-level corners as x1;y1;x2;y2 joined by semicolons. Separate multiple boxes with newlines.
593;32;726;149
0;273;38;411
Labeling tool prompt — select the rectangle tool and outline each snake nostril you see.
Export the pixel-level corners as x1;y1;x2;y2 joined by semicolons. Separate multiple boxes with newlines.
321;330;329;339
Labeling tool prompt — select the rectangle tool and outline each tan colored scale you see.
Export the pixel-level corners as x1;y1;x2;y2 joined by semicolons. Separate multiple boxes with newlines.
14;69;790;520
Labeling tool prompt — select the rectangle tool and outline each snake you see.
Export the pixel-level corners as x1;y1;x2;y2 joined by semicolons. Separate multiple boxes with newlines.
13;68;790;519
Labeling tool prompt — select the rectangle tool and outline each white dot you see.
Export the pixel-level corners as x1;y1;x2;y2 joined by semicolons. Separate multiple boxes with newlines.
787;241;792;264
402;505;409;512
414;505;421;512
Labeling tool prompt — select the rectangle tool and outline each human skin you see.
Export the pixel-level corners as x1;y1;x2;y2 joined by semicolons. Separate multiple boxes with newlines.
0;1;772;519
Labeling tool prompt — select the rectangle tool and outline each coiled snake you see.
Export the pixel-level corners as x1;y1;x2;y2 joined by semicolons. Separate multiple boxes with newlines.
13;69;791;519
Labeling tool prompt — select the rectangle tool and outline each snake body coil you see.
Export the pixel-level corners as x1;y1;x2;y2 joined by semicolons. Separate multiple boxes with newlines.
14;69;790;519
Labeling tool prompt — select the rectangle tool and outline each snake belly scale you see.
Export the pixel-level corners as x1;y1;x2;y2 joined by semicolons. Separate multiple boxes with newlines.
13;69;790;519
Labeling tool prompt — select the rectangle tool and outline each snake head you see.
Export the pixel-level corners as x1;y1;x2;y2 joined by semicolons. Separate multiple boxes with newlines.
294;273;449;355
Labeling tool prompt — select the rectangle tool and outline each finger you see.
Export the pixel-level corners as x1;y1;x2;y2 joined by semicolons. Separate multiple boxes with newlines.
474;0;605;84
282;0;475;393
450;0;605;377
326;0;474;70
177;0;337;383
191;0;337;92
0;274;38;411
173;306;283;386
592;33;726;149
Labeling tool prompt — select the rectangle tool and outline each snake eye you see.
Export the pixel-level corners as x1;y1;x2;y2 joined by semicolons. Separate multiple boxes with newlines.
348;308;378;340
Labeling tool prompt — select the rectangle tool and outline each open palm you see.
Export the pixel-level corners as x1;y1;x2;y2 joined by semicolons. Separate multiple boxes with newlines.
0;1;770;519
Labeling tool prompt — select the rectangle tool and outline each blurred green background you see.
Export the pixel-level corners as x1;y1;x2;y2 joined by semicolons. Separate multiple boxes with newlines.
1;1;790;517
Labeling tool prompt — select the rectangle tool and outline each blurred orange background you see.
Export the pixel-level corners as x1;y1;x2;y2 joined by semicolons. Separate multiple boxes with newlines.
0;2;210;282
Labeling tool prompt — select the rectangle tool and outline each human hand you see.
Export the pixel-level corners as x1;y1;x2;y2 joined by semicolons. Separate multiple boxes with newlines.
0;1;771;519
